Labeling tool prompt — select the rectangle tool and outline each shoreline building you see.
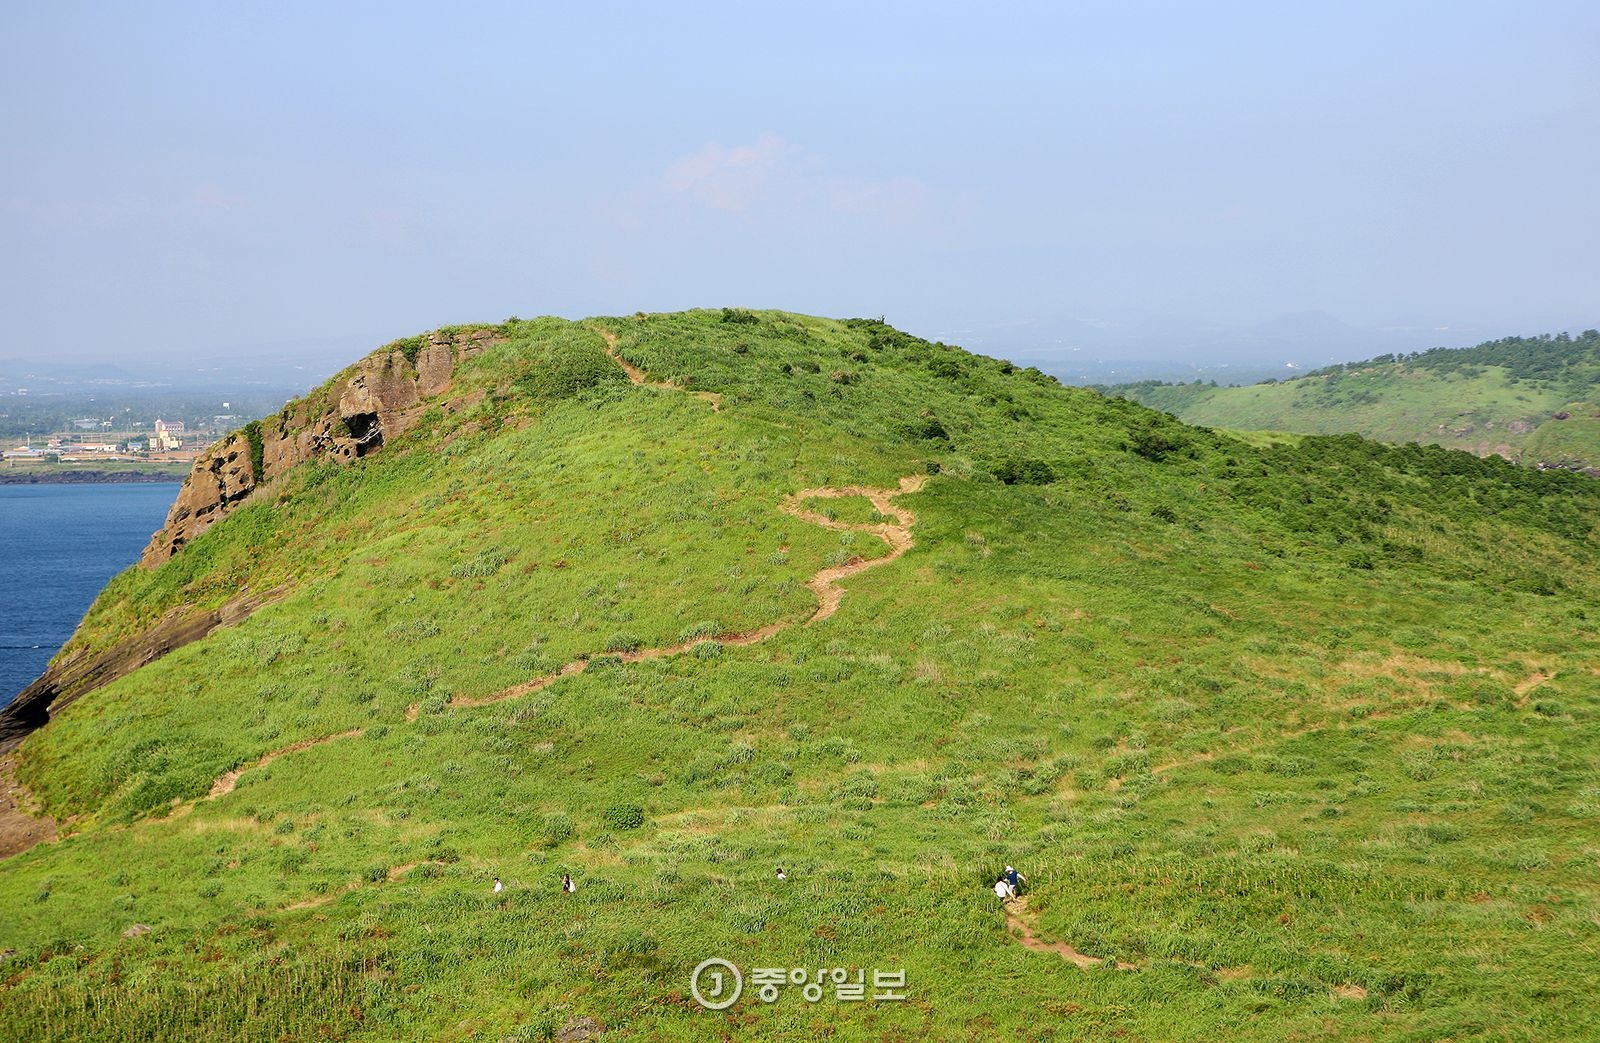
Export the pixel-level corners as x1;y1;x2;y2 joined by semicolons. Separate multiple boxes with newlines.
152;418;185;452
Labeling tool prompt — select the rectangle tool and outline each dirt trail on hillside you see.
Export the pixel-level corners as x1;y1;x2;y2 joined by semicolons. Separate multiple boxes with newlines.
0;333;929;854
1003;896;1363;997
599;328;722;412
1146;659;1571;782
279;861;429;912
452;473;926;710
1514;670;1554;706
206;729;365;799
0;754;55;859
446;331;925;711
1004;897;1131;969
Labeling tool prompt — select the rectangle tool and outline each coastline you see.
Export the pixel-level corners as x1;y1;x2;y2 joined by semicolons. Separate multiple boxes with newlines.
0;481;183;716
0;469;185;485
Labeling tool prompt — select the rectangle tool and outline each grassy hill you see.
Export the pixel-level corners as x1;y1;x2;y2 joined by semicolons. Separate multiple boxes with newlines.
1111;330;1600;473
2;310;1599;1041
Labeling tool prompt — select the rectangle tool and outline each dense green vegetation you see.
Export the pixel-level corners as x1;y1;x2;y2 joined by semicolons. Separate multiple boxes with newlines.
2;311;1598;1041
1110;330;1600;472
1350;330;1600;392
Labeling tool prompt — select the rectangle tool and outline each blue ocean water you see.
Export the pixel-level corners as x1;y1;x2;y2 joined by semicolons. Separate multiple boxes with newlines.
0;483;179;709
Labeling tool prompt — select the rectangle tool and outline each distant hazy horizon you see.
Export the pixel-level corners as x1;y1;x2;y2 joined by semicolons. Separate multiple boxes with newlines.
4;2;1596;374
5;305;1599;398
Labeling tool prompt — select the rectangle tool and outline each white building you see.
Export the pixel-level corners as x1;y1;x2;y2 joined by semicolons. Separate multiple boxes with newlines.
152;418;184;452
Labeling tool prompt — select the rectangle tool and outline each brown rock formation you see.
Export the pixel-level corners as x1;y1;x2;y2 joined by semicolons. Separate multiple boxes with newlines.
141;432;258;566
141;327;503;568
0;325;505;753
0;589;276;752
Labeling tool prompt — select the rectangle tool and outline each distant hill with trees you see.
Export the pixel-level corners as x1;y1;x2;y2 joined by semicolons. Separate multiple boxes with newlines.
1108;330;1600;473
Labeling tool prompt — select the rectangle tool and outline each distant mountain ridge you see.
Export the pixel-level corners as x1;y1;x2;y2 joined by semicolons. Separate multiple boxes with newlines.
1109;329;1600;473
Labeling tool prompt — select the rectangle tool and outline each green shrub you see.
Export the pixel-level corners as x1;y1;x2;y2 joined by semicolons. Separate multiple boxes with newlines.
390;335;427;365
450;549;508;579
605;632;642;654
1128;422;1186;461
241;420;266;483
603;803;645;830
510;332;625;399
542;812;574;846
992;457;1055;485
677;620;721;643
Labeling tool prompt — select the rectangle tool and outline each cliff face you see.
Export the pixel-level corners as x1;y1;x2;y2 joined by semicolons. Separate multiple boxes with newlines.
0;590;274;752
0;326;504;750
141;328;502;567
141;433;258;568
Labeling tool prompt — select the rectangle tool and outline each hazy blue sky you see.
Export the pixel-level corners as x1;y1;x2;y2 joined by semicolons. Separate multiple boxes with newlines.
3;1;1597;366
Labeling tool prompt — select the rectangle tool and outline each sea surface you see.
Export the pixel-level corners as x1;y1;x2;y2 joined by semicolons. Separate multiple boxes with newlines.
0;483;179;709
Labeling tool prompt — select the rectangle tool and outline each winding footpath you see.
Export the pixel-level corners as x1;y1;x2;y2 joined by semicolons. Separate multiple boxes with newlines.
441;474;924;712
2;325;927;850
0;325;1424;980
600;328;722;411
1003;897;1133;969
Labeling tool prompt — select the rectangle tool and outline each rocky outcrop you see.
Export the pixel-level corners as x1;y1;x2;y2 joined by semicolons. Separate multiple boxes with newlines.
0;589;276;752
1535;461;1600;478
141;327;503;568
141;433;258;565
0;326;506;753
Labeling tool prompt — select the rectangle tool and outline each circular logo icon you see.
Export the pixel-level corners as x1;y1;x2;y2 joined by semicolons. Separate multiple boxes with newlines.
690;957;743;1010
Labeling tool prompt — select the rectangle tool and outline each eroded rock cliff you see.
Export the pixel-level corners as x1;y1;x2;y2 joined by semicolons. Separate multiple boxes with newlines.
0;326;504;749
0;590;274;752
141;327;502;567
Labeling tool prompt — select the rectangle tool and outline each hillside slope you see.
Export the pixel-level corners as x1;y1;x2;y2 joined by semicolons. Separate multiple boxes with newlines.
1112;330;1600;472
1;310;1598;1041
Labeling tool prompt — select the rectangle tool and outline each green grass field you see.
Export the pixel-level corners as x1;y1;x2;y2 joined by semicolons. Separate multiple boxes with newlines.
2;311;1597;1041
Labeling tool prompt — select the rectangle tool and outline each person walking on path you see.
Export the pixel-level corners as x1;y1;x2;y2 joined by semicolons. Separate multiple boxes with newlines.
994;876;1014;903
1005;865;1025;894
